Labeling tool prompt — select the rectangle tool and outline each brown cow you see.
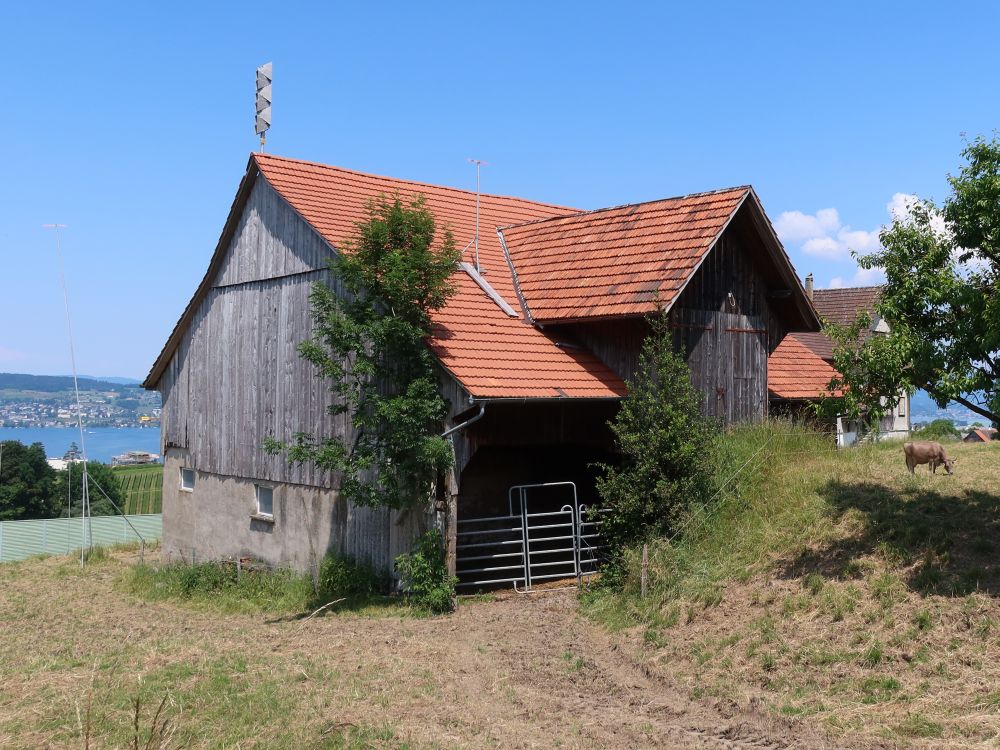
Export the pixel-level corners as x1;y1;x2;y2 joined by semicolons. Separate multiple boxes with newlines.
903;441;955;475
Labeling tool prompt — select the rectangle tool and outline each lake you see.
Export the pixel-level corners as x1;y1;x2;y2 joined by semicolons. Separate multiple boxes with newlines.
0;426;161;464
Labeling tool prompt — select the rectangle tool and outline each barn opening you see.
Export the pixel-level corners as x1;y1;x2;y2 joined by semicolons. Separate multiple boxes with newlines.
452;400;619;591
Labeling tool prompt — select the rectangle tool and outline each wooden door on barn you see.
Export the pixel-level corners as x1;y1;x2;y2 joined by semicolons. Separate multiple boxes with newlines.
670;308;767;424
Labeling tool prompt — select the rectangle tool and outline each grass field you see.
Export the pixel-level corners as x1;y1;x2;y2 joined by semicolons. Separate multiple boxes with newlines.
1;426;997;748
112;464;163;514
584;425;1000;747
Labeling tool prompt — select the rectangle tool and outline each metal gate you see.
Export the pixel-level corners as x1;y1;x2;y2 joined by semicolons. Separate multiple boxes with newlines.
455;481;607;592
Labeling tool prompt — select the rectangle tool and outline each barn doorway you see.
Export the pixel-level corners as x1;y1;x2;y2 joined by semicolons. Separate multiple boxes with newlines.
455;481;606;592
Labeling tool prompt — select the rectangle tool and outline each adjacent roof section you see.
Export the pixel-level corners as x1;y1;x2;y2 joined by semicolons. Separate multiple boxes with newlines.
768;334;842;400
498;188;749;322
796;286;884;362
812;286;882;326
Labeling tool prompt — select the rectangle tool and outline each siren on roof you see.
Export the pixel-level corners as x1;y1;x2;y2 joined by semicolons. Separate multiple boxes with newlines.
255;62;272;150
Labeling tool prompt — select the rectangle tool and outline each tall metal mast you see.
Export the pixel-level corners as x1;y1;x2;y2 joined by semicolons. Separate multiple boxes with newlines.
44;223;91;565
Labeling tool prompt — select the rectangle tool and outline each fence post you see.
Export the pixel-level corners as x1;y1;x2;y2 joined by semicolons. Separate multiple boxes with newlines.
640;544;649;599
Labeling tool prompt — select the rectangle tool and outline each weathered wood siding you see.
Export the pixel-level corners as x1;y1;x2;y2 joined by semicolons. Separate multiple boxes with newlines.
675;230;786;354
669;308;767;423
160;177;342;487
553;220;783;424
156;176;431;570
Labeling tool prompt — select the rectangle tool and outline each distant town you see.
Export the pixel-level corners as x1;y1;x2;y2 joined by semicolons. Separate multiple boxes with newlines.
0;373;161;429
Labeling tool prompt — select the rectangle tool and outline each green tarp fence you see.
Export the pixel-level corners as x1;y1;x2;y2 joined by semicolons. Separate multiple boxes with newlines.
0;514;162;563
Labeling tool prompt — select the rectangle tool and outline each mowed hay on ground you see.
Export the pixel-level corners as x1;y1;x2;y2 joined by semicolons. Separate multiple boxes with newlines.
595;432;1000;748
0;550;819;750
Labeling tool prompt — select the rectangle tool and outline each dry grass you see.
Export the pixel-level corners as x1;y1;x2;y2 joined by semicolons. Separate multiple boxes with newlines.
0;549;815;749
597;433;1000;748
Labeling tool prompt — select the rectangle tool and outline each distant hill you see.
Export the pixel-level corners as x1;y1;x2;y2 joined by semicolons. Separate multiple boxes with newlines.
78;375;142;386
910;389;985;426
0;373;140;393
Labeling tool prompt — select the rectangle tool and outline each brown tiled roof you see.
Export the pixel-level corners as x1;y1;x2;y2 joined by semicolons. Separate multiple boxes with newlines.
795;286;884;362
254;154;627;399
498;188;749;322
812;286;882;326
791;331;834;361
768;334;842;400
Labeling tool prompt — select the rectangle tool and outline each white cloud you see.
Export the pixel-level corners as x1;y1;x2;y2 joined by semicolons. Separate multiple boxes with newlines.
802;236;842;259
825;266;885;290
799;226;880;260
775;207;841;242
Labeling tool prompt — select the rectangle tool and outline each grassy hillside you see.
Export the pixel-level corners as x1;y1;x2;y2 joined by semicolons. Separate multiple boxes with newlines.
584;424;999;746
112;464;163;514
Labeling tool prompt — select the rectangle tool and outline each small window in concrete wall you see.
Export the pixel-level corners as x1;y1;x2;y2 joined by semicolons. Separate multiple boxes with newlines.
898;396;906;417
180;468;196;492
255;485;274;519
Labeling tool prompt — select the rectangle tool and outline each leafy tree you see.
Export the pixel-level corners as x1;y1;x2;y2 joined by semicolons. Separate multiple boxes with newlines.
0;440;57;520
594;310;718;581
267;194;460;510
54;461;126;517
826;137;1000;426
911;419;961;442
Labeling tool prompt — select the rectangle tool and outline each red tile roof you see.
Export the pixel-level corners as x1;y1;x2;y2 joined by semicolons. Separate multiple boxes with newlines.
768;334;842;400
253;154;627;399
795;286;884;362
790;331;834;361
812;286;882;326
498;188;749;322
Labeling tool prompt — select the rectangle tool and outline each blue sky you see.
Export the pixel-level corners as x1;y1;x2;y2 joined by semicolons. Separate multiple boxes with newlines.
2;1;998;379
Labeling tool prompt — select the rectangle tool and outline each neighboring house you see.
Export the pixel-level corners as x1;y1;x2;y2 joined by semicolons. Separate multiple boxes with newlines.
143;153;821;580
782;283;910;446
964;428;997;443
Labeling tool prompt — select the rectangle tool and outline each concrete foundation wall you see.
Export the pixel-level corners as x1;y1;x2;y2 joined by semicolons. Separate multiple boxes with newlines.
161;450;436;574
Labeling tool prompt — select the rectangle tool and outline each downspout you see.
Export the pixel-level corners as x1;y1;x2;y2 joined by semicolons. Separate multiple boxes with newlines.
441;403;486;438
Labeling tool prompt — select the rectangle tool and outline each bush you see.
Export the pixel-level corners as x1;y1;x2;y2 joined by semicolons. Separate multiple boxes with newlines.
912;418;960;441
126;559;315;614
317;552;390;601
395;530;456;614
594;309;718;583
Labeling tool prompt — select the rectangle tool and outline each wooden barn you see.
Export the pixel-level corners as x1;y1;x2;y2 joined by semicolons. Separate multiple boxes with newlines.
143;153;822;586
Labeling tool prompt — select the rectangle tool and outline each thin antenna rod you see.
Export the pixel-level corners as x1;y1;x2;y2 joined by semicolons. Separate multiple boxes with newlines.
45;223;91;566
467;159;488;273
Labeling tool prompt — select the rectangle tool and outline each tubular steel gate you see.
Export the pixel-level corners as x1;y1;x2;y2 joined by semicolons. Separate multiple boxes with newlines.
455;481;607;592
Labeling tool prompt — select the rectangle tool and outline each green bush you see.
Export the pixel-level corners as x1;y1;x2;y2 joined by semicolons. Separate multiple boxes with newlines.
126;559;314;614
911;418;960;441
594;309;718;584
395;530;456;614
317;552;390;601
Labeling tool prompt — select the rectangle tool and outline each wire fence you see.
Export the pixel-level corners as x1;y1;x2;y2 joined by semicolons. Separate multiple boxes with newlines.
0;514;162;563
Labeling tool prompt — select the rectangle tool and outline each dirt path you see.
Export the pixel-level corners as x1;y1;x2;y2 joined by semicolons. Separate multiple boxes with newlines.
281;590;833;749
0;558;843;749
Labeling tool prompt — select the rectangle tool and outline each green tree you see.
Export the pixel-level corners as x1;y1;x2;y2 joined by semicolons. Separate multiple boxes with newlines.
912;419;961;442
0;441;58;520
826;137;1000;426
54;461;126;517
594;310;718;580
267;194;460;510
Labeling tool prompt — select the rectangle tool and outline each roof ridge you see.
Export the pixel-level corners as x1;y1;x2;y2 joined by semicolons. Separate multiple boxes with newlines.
497;185;751;231
815;285;885;293
252;152;577;213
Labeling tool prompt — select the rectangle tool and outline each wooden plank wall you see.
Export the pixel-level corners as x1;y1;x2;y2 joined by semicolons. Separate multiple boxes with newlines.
157;177;438;568
160;177;344;487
